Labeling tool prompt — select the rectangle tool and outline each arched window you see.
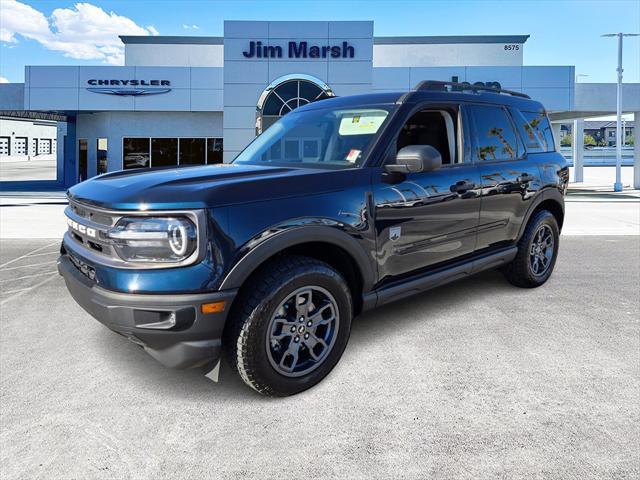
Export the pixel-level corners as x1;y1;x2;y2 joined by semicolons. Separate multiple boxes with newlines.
256;74;334;134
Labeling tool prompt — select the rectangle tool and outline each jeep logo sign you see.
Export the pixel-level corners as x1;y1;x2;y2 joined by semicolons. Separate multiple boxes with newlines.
451;75;502;91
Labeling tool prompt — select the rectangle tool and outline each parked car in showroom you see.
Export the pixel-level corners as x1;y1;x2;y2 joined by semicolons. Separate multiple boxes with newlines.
58;81;569;396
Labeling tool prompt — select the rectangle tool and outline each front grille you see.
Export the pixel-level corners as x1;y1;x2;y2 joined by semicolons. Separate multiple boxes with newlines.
65;199;121;261
68;200;116;227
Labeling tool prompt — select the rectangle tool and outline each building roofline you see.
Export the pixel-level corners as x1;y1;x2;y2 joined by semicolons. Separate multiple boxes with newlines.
373;35;530;45
120;34;530;46
120;36;224;45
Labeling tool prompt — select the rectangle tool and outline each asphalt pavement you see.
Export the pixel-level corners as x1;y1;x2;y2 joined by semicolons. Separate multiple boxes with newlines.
1;236;638;479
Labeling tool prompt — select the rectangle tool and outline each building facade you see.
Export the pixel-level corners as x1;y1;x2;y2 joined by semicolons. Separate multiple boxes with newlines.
0;20;638;189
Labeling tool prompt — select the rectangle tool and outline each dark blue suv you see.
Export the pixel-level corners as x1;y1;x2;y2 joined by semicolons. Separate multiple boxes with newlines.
58;81;569;396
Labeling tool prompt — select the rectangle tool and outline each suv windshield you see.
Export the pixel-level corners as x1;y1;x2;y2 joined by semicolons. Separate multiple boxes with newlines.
233;106;394;168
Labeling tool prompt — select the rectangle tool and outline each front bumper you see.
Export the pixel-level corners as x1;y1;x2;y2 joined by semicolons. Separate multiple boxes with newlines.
57;254;237;369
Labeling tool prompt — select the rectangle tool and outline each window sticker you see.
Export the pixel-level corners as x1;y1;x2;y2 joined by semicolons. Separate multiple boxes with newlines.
338;110;388;136
345;149;361;163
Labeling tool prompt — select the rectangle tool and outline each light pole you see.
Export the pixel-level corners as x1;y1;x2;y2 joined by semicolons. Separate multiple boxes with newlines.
601;33;639;192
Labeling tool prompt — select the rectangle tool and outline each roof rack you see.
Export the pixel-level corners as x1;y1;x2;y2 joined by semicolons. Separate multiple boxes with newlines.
414;80;530;99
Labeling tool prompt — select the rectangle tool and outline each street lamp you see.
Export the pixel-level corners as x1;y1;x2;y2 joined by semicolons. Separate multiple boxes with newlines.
601;32;639;192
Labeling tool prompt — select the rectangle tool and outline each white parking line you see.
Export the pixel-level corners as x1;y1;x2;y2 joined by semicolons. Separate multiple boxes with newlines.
0;261;56;272
22;250;61;259
0;271;58;283
0;273;58;306
0;241;60;269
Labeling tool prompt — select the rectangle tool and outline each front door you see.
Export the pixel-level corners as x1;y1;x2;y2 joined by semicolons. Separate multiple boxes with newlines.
372;105;482;284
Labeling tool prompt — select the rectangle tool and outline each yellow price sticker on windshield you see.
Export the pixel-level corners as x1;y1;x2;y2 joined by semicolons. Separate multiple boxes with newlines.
339;111;387;136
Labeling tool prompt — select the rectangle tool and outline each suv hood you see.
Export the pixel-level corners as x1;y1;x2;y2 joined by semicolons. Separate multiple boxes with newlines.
68;164;356;211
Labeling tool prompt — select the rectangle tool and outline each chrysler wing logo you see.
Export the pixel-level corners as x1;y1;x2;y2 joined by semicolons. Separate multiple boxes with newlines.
86;79;171;96
87;87;171;96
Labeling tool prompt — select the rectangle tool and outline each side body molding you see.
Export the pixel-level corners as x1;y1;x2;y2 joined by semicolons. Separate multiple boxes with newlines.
219;225;377;292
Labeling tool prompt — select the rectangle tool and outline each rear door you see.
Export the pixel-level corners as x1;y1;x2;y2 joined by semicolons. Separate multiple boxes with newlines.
466;103;541;250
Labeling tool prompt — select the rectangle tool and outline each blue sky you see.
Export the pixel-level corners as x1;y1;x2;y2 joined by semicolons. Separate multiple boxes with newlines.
1;0;638;84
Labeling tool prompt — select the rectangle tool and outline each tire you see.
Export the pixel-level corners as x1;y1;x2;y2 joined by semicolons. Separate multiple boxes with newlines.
223;255;352;397
503;210;559;288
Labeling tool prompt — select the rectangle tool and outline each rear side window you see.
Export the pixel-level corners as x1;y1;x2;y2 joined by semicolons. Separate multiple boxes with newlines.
467;105;522;162
514;110;555;152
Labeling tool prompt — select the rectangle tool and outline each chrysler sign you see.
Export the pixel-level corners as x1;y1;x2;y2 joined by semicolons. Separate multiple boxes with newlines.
87;79;171;96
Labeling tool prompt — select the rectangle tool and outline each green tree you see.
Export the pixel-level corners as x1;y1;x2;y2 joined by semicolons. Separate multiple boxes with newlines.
559;133;599;147
625;134;634;146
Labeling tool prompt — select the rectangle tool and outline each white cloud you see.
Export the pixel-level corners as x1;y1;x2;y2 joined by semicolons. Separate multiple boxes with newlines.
0;76;10;83
182;24;199;30
0;1;159;65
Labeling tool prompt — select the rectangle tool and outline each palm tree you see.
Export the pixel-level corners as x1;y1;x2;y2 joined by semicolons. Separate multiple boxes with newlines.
489;127;515;158
478;145;497;160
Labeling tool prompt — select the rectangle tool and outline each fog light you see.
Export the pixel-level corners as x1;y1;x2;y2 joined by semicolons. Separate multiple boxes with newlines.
137;312;177;330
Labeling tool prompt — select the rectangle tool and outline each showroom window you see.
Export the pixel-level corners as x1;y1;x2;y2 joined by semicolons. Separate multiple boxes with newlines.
207;138;223;164
179;138;206;165
123;138;150;169
256;74;334;134
151;138;178;167
123;137;223;169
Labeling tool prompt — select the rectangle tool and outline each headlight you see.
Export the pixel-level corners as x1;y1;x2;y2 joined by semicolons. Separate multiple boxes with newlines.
108;217;197;263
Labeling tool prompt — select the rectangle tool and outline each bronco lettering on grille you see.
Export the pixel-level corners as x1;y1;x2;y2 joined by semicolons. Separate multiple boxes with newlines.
66;217;97;238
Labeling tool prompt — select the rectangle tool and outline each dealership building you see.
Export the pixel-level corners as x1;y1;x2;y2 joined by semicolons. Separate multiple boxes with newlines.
0;20;638;189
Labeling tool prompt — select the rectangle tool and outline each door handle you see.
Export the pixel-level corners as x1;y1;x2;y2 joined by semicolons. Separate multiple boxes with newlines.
450;180;476;194
517;173;534;184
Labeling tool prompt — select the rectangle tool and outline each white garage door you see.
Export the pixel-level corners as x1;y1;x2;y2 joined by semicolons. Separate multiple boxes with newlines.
38;139;52;155
14;137;27;155
0;137;9;156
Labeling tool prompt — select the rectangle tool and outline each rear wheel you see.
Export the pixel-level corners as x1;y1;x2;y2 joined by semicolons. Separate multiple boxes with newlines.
503;210;559;288
224;255;352;396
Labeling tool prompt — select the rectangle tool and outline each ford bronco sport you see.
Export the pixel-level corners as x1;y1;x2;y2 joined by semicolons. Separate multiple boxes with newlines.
58;81;569;396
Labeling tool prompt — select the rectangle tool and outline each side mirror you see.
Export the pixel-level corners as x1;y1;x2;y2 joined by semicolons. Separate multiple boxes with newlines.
385;145;442;174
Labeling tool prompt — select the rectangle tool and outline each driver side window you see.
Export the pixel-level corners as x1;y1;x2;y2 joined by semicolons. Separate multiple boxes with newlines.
395;107;460;165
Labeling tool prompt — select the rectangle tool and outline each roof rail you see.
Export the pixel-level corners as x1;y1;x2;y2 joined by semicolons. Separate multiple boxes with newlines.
414;80;530;99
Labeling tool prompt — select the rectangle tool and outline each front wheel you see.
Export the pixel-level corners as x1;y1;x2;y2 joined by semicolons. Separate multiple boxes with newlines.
224;255;352;396
503;210;560;288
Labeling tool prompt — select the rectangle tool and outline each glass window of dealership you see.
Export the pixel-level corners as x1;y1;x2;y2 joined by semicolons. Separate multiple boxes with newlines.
0;20;638;188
